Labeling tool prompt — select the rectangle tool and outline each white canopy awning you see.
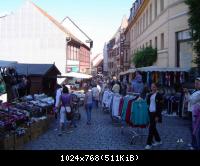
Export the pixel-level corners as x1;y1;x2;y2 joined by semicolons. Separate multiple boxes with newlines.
61;72;92;79
57;78;67;85
136;66;190;72
119;68;136;75
119;66;190;76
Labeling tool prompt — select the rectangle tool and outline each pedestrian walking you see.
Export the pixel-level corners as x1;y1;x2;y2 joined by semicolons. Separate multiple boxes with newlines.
84;86;93;125
57;86;76;136
145;83;163;150
92;84;100;110
185;77;200;150
55;84;63;119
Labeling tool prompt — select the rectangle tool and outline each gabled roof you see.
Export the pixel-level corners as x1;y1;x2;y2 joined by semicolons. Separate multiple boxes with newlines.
91;53;102;62
13;63;61;76
30;1;83;44
94;59;103;67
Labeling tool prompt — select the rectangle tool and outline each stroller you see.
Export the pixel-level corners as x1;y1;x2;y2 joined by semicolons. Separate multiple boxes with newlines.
70;93;81;120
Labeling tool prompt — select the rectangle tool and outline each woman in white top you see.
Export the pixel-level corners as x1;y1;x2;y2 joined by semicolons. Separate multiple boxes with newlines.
145;83;163;150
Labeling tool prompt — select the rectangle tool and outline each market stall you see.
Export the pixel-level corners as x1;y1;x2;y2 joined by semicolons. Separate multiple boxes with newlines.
0;60;18;102
120;66;190;86
13;63;61;97
120;66;191;117
62;72;92;79
0;62;60;150
0;93;55;150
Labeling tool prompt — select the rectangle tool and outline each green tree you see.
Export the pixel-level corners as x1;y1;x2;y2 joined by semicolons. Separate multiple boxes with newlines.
132;47;157;68
185;0;200;73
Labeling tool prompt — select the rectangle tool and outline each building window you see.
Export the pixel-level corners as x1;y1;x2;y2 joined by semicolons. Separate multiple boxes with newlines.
68;46;70;59
160;0;164;12
139;21;140;35
155;36;157;48
155;0;157;18
177;30;192;40
150;4;152;23
146;9;148;27
161;33;164;50
125;50;128;61
150;40;152;47
146;42;148;47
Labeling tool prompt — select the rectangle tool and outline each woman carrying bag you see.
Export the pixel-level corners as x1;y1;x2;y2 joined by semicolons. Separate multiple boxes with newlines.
145;83;163;150
58;86;76;136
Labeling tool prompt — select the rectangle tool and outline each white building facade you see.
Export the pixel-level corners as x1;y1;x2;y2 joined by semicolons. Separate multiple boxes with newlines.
126;0;195;69
103;43;108;74
0;1;76;74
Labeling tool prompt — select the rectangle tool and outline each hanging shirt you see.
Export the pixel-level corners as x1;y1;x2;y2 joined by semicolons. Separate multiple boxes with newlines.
149;93;157;112
97;85;101;93
112;95;121;118
55;88;62;108
121;97;132;121
131;100;149;126
118;98;124;116
0;82;6;94
102;90;113;108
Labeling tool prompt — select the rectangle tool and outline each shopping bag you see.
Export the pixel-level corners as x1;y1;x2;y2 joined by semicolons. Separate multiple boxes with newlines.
66;112;73;121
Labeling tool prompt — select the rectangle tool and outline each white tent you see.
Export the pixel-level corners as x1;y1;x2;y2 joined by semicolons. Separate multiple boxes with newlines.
119;66;190;75
136;66;190;72
62;72;92;79
57;78;67;85
119;68;136;75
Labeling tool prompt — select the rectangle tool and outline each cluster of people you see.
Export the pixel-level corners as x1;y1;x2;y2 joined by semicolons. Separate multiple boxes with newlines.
54;73;200;150
54;80;102;136
103;73;200;150
1;67;31;101
183;77;200;150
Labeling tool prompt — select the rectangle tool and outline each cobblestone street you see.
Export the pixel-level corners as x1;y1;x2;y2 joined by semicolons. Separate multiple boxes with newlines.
23;106;191;150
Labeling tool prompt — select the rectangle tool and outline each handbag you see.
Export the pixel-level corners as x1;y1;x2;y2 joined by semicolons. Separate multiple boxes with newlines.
66;111;73;121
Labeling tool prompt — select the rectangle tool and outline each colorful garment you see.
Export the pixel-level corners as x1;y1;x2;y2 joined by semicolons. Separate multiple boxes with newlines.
131;100;149;126
118;98;124;116
112;95;122;117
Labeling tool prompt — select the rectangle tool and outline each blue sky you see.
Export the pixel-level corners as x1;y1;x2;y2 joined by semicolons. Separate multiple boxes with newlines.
0;0;133;57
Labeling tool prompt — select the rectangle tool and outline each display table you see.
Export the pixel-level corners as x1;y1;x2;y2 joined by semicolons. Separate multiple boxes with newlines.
0;94;55;150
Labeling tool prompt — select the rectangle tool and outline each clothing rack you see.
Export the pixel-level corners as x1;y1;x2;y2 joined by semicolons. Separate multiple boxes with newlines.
102;90;149;144
120;97;149;145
